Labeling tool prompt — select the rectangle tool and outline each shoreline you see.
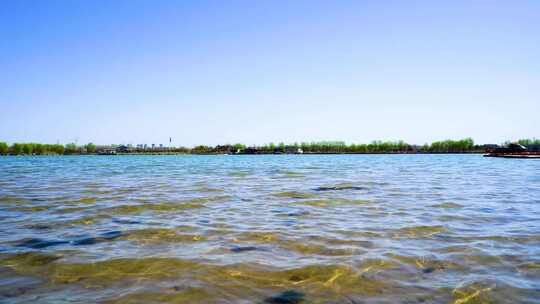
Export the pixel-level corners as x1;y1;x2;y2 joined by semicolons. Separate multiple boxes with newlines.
0;151;488;156
3;138;538;156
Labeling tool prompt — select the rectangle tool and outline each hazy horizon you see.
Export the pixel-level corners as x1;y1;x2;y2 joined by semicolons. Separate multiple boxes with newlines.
1;1;539;146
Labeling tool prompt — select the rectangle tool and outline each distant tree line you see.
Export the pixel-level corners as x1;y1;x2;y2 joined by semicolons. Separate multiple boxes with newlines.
223;139;478;154
515;138;540;146
139;138;523;154
0;138;538;155
0;142;96;155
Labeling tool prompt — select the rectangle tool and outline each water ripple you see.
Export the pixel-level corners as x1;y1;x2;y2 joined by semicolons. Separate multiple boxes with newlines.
0;154;539;303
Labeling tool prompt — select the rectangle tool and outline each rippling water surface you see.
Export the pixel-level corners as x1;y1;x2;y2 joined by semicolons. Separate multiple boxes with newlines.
0;155;539;303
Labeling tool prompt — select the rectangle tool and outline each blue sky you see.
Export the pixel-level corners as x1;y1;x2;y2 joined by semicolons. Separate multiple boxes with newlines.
1;0;538;146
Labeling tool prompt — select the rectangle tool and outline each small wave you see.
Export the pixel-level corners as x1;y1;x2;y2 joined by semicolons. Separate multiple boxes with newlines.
121;228;205;244
233;232;358;256
107;202;205;214
430;202;464;209
7;205;53;212
272;191;317;199
13;231;124;249
391;225;448;238
295;198;371;207
314;183;366;192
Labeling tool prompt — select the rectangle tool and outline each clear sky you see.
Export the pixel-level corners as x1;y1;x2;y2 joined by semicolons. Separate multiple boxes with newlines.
1;0;538;146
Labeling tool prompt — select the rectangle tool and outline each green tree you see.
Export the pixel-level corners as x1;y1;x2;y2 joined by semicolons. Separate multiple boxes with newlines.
517;138;540;146
85;143;97;154
22;143;34;155
0;142;8;155
65;143;77;154
231;143;245;153
192;145;212;154
53;144;65;155
11;143;24;155
34;144;44;155
43;144;55;155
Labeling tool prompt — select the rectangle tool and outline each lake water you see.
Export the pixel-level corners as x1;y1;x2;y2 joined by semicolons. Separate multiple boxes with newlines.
0;155;539;303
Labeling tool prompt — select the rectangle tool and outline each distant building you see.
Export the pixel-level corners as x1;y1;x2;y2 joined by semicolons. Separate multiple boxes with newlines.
96;145;114;153
116;145;130;153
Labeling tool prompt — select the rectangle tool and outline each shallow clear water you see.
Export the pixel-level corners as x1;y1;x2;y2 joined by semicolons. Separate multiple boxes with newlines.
0;155;539;303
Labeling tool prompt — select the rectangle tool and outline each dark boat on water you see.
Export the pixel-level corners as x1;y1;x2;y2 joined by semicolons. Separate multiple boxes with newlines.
484;143;540;158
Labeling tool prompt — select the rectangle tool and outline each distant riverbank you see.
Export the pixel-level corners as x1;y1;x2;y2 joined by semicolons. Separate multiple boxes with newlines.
1;138;538;156
116;151;486;156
